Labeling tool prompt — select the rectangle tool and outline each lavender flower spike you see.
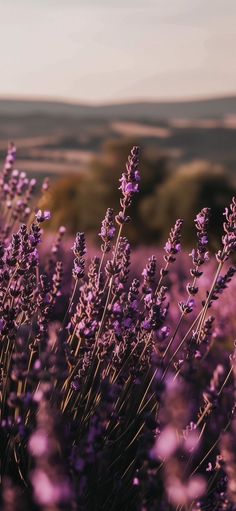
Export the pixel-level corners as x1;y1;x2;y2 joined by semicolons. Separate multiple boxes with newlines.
99;208;115;253
72;232;86;257
116;146;140;225
72;232;86;280
216;196;236;262
164;218;183;261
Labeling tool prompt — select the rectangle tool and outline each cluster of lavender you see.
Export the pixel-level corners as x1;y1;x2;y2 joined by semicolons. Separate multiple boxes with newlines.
0;143;236;511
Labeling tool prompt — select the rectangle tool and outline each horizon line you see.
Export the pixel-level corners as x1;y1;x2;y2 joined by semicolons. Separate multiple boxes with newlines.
0;92;235;107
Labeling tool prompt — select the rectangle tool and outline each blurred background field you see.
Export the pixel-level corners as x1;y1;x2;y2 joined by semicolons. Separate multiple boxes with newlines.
0;95;235;245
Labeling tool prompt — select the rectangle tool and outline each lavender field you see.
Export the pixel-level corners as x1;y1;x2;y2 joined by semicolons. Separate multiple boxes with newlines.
1;143;236;511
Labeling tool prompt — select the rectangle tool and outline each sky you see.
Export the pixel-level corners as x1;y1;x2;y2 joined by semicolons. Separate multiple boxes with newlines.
0;0;236;104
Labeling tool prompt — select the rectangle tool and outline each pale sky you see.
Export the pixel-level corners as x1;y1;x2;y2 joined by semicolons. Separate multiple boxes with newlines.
0;0;235;103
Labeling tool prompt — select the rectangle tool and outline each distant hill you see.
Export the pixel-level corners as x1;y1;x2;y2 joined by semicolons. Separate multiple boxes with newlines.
0;95;236;181
0;96;235;121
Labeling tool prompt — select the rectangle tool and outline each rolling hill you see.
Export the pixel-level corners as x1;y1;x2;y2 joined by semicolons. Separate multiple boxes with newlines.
0;95;235;121
0;96;236;181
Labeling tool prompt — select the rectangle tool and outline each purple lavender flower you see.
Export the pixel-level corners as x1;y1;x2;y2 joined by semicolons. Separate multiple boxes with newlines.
73;258;86;280
164;219;183;262
216;197;236;262
119;146;140;201
72;232;86;280
116;146;140;224
35;209;51;223
142;255;156;294
3;143;17;174
99;208;115;253
72;232;86;257
191;207;210;265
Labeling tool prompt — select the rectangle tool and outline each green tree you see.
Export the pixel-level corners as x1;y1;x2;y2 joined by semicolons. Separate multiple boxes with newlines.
141;160;235;247
40;174;84;233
